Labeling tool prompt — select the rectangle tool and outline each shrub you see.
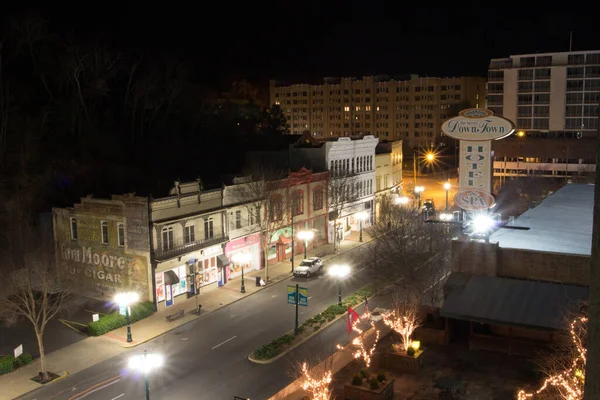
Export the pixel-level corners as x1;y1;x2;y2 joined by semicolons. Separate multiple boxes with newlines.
0;356;14;374
359;368;369;379
369;377;379;390
407;347;416;356
352;375;363;386
14;353;33;368
254;334;294;360
87;301;155;336
377;371;386;382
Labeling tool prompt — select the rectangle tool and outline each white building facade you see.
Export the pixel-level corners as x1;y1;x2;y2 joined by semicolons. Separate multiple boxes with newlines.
292;134;378;244
488;51;598;178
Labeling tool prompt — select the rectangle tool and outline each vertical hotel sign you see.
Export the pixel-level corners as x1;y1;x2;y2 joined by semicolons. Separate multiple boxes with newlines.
441;109;515;211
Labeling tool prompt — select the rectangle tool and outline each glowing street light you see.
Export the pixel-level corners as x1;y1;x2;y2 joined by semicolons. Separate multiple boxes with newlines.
329;264;350;306
443;182;451;210
425;152;435;162
128;350;164;400
232;252;251;294
355;211;369;242
414;186;425;208
395;196;410;205
517;130;525;138
115;292;139;343
297;230;315;260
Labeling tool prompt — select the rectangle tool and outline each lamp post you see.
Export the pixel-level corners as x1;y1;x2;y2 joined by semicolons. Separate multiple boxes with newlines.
443;182;451;211
128;350;164;400
329;264;350;306
355;211;369;242
414;186;424;209
297;230;314;260
115;292;139;343
232;253;251;294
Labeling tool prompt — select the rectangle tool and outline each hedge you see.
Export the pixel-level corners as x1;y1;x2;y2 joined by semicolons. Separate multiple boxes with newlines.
0;353;33;375
252;286;373;361
87;301;155;336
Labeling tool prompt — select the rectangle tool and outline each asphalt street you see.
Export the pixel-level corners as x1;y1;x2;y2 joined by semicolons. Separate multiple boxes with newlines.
19;243;379;400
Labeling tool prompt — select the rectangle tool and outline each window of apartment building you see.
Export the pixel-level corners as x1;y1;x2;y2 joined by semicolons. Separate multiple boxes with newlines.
428;86;434;91
587;79;600;91
533;106;549;117
365;105;371;111
344;106;350;112
587;53;600;64
517;94;532;105
270;196;283;221
415;87;421;92
313;187;324;211
535;68;551;80
454;85;461;90
566;105;582;117
235;210;242;229
118;222;125;246
568;67;584;79
518;69;534;80
569;54;585;65
532;119;549;129
376;177;381;192
535;56;552;67
182;224;194;244
516;118;532;129
584;105;599;116
585;92;600;103
204;217;214;239
586;66;600;78
101;221;108;244
534;81;550;92
249;207;259;225
383;175;388;189
566;93;583;104
161;226;174;250
567;80;584;91
488;70;504;81
70;217;78;240
355;106;360;111
488;83;503;93
520;57;535;67
534;94;550;104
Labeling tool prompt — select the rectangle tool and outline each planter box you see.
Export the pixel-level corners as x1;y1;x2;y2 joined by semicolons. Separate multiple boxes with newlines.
383;349;424;374
344;379;394;400
415;326;448;345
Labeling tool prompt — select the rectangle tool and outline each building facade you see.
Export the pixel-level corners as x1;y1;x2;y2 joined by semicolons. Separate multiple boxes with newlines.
53;194;153;303
151;180;228;310
290;134;378;243
374;140;403;221
270;76;486;148
488;51;599;178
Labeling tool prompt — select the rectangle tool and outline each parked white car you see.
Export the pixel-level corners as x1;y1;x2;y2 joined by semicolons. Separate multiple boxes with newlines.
293;257;323;278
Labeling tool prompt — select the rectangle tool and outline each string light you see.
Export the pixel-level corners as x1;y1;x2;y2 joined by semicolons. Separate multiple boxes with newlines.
382;306;420;352
300;362;332;400
337;314;379;368
517;316;587;400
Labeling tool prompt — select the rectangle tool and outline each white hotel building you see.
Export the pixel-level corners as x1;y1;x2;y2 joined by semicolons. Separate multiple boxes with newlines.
488;50;598;178
290;134;378;243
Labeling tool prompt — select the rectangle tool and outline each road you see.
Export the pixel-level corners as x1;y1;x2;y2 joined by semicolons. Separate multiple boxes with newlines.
19;243;379;400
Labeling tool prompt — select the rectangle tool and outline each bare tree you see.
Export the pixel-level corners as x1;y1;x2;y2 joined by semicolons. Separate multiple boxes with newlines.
0;224;71;382
383;297;422;353
327;172;357;252
289;351;334;400
231;166;291;282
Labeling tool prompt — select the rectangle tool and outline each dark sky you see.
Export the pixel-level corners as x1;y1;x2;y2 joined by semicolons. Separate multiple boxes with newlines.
8;1;600;86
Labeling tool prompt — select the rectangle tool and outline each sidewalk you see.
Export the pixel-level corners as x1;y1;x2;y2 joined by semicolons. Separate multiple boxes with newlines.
1;232;372;400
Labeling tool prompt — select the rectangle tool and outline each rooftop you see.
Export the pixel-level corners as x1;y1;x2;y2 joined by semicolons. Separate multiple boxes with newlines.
489;183;594;256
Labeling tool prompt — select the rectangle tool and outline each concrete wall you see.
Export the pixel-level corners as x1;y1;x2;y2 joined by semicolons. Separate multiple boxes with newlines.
451;238;590;285
52;195;152;302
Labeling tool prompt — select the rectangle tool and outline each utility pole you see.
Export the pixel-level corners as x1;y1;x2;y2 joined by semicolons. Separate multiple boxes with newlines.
583;102;600;399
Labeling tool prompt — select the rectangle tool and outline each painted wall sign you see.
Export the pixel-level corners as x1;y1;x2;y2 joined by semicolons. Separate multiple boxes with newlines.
441;108;515;141
453;189;496;211
458;140;492;194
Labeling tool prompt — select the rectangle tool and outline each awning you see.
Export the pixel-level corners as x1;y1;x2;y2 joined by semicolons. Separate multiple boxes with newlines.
441;274;588;330
163;270;180;286
217;254;230;267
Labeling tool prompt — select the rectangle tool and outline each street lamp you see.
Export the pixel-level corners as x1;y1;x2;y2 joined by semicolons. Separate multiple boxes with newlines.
232;252;251;294
425;152;435;162
297;230;314;260
355;211;369;242
395;196;410;205
443;182;451;211
328;264;350;306
115;292;139;343
128;350;164;400
414;186;425;208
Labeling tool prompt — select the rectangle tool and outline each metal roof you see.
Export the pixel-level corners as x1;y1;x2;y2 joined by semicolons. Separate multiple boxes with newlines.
441;274;588;330
489;183;594;256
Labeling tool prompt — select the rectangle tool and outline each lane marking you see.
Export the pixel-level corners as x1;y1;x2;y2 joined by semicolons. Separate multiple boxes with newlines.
111;394;125;400
67;375;121;400
212;335;237;350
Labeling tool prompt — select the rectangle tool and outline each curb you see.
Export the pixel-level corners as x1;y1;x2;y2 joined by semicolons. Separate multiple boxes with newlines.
248;296;371;365
50;370;69;383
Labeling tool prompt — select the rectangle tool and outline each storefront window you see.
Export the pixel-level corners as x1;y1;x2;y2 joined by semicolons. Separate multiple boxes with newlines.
197;256;218;287
155;265;187;302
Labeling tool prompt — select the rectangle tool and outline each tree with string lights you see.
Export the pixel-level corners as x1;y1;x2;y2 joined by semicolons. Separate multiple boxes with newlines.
300;362;332;400
382;301;422;353
338;314;380;369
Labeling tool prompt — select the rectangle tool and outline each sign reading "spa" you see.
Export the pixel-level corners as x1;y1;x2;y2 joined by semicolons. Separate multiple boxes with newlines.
441;108;515;212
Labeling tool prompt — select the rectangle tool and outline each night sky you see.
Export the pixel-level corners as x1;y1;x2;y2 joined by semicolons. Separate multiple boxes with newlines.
6;2;600;87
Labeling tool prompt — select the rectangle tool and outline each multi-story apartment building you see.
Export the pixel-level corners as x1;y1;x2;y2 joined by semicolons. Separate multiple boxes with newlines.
488;51;599;178
374;140;403;221
270;75;486;148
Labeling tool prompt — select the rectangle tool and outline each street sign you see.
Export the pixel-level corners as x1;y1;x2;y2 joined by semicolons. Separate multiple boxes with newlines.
287;285;308;307
92;313;100;322
14;344;22;358
119;304;126;316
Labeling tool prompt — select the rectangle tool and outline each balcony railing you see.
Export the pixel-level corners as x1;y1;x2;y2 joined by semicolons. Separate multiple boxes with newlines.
154;232;229;261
